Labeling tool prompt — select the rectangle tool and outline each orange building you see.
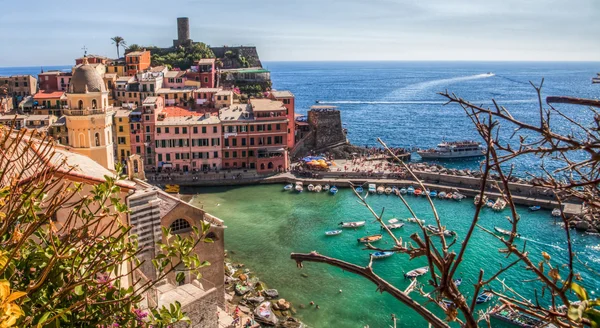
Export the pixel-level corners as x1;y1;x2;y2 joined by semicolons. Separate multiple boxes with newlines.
125;50;151;76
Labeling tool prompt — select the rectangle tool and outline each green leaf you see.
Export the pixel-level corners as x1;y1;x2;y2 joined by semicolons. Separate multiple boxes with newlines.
584;308;600;328
176;272;185;283
568;303;584;322
572;282;589;301
73;285;84;296
37;311;53;328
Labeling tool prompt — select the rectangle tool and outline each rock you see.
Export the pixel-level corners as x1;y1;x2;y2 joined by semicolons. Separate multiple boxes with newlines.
277;298;291;310
238;274;248;281
239;305;251;314
282;310;289;316
247;296;265;304
264;289;279;298
300;273;309;278
298;304;305;309
575;221;591;231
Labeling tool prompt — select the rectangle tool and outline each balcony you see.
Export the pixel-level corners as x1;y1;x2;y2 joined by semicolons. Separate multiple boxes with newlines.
63;108;106;116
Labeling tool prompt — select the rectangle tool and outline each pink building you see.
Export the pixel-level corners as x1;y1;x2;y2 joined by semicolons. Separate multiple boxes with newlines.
163;71;187;89
56;73;72;92
154;106;222;172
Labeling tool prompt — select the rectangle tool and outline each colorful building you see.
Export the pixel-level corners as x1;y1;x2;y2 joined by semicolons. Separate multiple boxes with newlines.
125;50;151;76
1;75;37;97
114;108;133;163
163;71;187;89
269;90;295;149
187;59;216;88
32;91;67;116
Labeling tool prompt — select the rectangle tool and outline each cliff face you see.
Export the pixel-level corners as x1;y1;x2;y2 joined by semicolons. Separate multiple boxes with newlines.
210;46;262;69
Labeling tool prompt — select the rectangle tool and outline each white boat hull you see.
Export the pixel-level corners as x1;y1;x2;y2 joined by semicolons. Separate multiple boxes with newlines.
418;150;484;160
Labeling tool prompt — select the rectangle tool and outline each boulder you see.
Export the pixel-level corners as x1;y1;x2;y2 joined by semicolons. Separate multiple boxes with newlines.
246;296;265;304
238;274;248;281
575;221;591;231
277;298;291;310
264;289;279;298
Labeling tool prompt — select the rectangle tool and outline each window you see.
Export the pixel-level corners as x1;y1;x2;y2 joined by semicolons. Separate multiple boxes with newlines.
276;124;281;130
94;133;100;146
136;146;141;153
241;138;246;146
267;137;272;145
170;218;191;234
193;127;198;134
157;127;161;133
233;151;237;158
145;115;150;121
202;126;206;133
242;151;246;157
232;139;237;146
213;126;217;133
224;152;229;158
165;127;170;133
146;126;150;133
224;139;229;147
175;127;179;134
182;127;187;134
78;100;83;109
248;150;254;157
166;154;171;161
136;136;140;142
250;125;255;132
267;124;272;131
250;138;255;146
275;136;283;144
204;77;208;83
214;151;219;158
119;126;123;132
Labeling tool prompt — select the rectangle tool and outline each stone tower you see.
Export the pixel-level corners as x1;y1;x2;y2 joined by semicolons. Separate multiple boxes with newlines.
173;17;192;47
308;106;347;150
64;57;115;170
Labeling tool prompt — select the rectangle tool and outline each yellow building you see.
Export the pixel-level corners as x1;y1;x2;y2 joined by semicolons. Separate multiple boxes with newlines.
63;57;115;170
114;108;132;163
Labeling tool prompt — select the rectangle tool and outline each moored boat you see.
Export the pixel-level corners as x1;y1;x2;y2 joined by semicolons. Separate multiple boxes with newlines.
372;251;394;259
453;192;466;201
388;218;399;224
164;184;180;193
376;185;385;195
357;234;383;243
425;224;456;237
476;292;494;304
283;184;293;191
424;189;431;196
339;221;366;228
385;223;405;230
392;186;399;195
529;205;541;211
437;191;447;199
400;187;407;194
255;301;278;326
307;184;315;192
314;184;322;192
551;208;561;217
490;304;552;327
414;188;423;196
407;217;425;224
430;190;438;198
368;184;377;193
404;266;429;279
474;194;488;205
295;182;304;192
494;226;520;237
325;229;342;236
407;186;415;194
486;199;495;208
445;192;454;200
355;186;364;193
330;185;338;195
492;198;507;211
384;187;392;195
323;184;330;191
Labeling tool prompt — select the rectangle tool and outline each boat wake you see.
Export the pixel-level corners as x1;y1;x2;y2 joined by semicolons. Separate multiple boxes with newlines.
386;73;496;100
317;99;537;105
520;237;565;251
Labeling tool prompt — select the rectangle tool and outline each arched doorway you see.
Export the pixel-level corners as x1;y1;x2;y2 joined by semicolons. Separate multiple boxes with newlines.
78;100;83;109
260;163;265;170
92;99;97;109
268;162;273;169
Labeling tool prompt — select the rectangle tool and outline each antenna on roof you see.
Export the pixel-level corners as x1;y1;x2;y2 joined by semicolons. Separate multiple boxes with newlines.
82;45;88;57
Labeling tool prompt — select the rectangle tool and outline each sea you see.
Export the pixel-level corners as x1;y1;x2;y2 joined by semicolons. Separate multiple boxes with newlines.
3;61;600;327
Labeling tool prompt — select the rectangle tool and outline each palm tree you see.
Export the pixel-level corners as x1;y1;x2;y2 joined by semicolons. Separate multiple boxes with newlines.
126;44;142;53
111;36;126;58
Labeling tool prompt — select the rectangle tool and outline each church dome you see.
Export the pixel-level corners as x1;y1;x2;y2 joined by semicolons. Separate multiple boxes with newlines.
70;60;106;94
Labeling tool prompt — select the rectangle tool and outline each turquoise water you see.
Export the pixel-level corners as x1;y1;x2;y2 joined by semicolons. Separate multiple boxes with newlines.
191;185;600;327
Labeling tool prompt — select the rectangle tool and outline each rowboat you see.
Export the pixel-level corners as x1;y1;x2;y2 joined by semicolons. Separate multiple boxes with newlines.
307;184;315;192
529;205;541;211
430;190;438;197
372;251;394;259
425;224;456;237
494;226;520;237
414;188;422;196
407;217;425;224
355;186;364;193
551;208;561;217
330;186;338;195
255;301;278;326
486;199;495;208
454;278;462;286
490;304;551;327
388;218;399;224
392;186;399;195
325;230;342;236
437;191;446;199
295;182;303;192
407;186;415;194
400;187;407;194
476;292;493;304
385;223;405;230
357;234;382;243
404;266;429;279
492;198;507;211
339;221;366;228
474;194;488;205
424;189;431;196
445;192;454;200
453;193;466;201
323;184;330;191
283;184;293;191
377;185;385;194
314;184;322;192
384;187;392;195
368;184;377;193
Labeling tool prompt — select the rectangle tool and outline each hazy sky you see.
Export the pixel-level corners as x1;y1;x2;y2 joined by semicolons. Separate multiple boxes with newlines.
1;0;599;66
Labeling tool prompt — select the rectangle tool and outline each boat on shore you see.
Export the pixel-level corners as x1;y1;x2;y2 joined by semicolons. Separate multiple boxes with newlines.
372;251;394;259
407;217;425;224
314;184;322;192
325;230;342;236
529;205;541;211
377;185;385;195
490;304;552;327
330;185;338;195
339;221;366;228
425;224;456;237
494;226;520;238
417;140;485;160
385;223;405;230
357;234;383;243
404;266;429;279
368;184;377;193
295;182;304;192
255;301;278;326
307;184;315;192
283;184;293;191
476;292;494;304
551;208;561;217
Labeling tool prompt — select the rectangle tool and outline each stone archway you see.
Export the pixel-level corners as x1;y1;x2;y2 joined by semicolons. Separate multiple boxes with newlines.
126;154;146;180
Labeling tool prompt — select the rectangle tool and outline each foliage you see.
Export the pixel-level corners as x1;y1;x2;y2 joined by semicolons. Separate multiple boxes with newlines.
142;43;214;70
111;36;126;59
0;127;213;327
127;44;143;53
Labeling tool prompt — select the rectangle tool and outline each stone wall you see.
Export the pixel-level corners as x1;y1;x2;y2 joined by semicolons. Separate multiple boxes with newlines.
210;46;262;69
175;286;219;328
307;109;347;150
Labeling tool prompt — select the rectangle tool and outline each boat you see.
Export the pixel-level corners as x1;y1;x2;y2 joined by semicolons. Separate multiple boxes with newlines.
454;278;462;286
417;140;485;160
323;184;330;191
404;266;429;279
314;184;322;192
391;186;399;195
388;218;399;224
355;186;364;193
295;182;303;192
307;184;315;192
372;251;394;259
551;208;561;217
437;191;446;199
407;217;425;224
164;184;180;193
339;221;366;228
476;292;494;304
430;190;438;198
453;193;466;201
377;185;385;195
486;199;495;208
414;188;422;196
384;187;392;195
490;304;553;327
330;185;338;195
529;205;541;211
254;301;278;326
492;198;507;211
325;230;342;236
357;234;382;243
400;187;407;194
283;184;293;191
407;186;415;195
593;73;600;84
494;226;520;238
441;299;455;307
368;184;377;193
385;223;405;230
425;224;456;237
445;192;454;200
424;189;431;196
474;194;488;205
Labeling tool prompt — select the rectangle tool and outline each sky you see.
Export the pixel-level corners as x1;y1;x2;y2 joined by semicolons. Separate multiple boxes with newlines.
1;0;599;66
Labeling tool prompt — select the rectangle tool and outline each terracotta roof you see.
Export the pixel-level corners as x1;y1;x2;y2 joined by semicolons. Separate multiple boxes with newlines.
163;106;202;117
33;91;65;99
250;99;286;112
165;71;186;78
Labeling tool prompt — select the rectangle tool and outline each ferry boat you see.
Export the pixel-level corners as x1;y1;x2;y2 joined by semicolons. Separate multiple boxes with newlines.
417;141;485;160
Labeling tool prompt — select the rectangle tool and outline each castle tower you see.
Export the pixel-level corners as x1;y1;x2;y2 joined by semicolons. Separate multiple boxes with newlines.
64;57;115;170
173;17;192;47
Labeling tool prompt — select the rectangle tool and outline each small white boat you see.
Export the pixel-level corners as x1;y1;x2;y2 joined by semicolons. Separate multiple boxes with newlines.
454;278;462;286
283;184;293;191
372;251;394;259
388;218;399;224
384;187;392;195
407;217;424;224
385;223;405;230
424;189;431;196
474;194;488;205
552;208;561;217
494;226;520;238
330;185;338;195
407;186;415;195
325;230;342;236
425;224;456;237
314;184;322;192
453;193;466;201
400;187;407;194
358;234;382;243
529;205;541;211
307;184;315;192
437;191;446;199
476;292;493;304
404;266;429;279
377;185;385;195
492;198;507;211
339;221;366;228
368;184;377;193
295;182;303;192
486;199;495;208
323;184;330;191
